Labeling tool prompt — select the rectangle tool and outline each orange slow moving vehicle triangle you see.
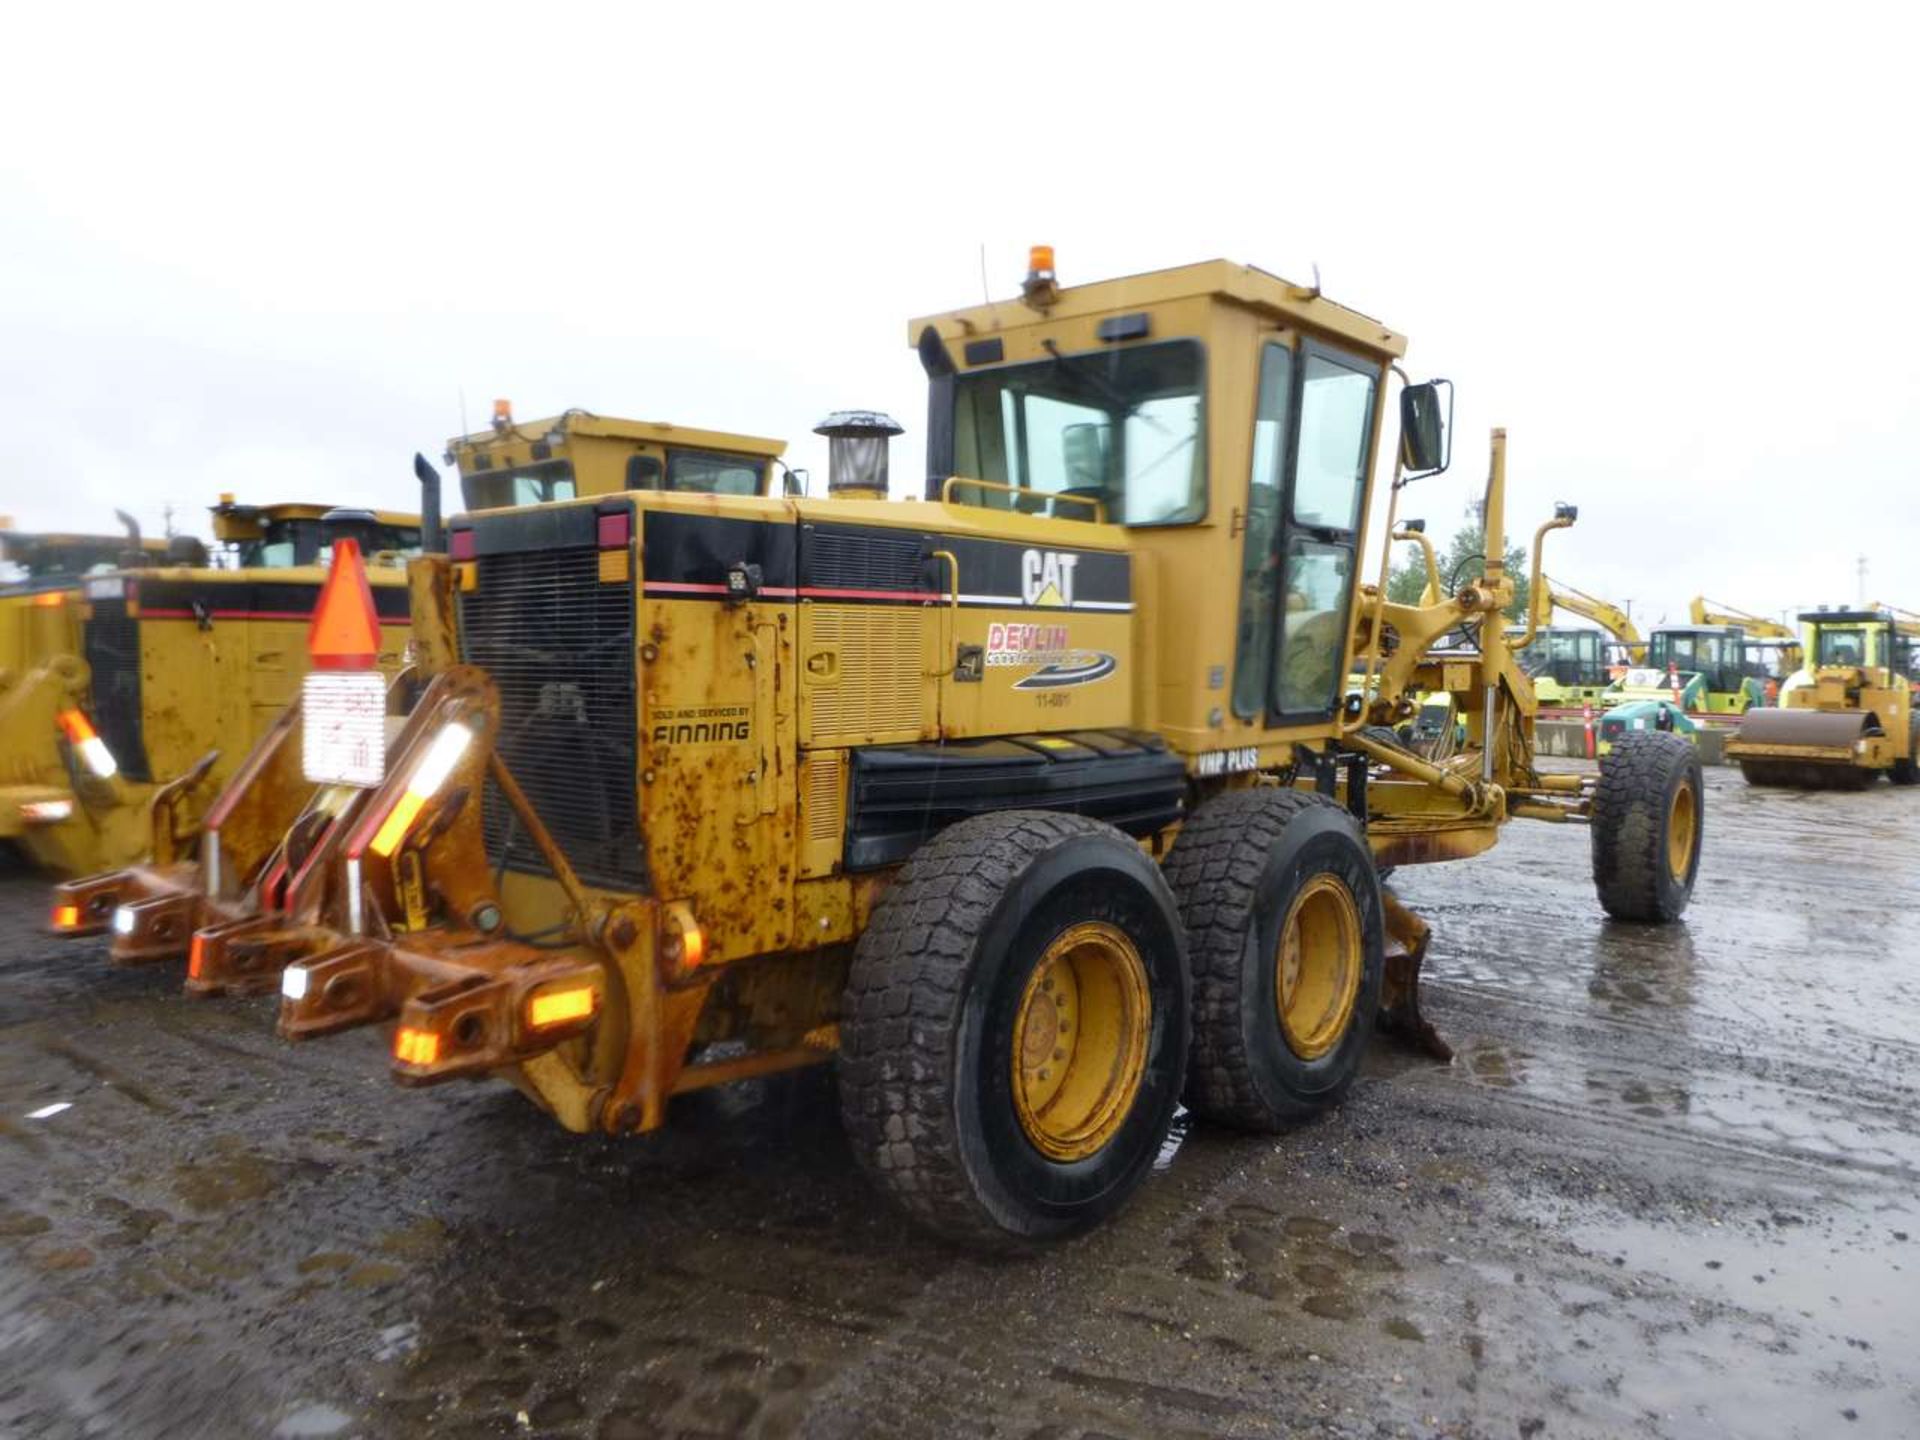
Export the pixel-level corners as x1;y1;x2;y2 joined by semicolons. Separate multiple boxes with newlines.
307;538;382;671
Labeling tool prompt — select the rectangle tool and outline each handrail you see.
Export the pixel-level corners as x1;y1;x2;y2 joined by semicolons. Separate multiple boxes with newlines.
927;550;962;679
940;476;1106;522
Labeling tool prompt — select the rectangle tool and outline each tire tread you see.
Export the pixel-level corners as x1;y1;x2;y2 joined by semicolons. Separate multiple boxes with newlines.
1591;729;1700;921
1163;788;1370;1130
839;810;1131;1244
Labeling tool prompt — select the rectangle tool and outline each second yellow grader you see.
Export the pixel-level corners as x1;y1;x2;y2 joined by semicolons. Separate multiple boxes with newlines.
56;252;1704;1243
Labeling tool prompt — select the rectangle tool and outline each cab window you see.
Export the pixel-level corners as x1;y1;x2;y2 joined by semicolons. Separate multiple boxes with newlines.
667;451;764;495
463;461;578;510
1230;344;1292;717
1292;353;1377;532
952;341;1206;525
1816;626;1871;667
626;455;664;490
242;520;322;567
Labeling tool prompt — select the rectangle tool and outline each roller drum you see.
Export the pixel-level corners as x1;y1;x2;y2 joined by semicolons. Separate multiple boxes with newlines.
1728;709;1875;788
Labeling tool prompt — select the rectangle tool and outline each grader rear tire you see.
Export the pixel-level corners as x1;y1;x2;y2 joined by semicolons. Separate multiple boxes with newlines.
1165;789;1384;1132
1591;730;1703;922
838;811;1189;1245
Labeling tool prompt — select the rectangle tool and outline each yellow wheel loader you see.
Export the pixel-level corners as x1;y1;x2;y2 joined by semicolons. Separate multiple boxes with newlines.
1726;608;1917;788
53;253;1703;1245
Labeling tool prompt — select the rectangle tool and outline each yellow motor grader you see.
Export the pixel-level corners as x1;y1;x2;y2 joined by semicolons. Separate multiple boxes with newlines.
47;418;788;933
14;503;421;879
448;401;795;506
1;525;171;848
1726;607;1917;787
53;254;1703;1244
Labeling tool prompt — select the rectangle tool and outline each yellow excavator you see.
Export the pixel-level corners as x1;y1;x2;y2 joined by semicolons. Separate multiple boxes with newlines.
1690;596;1801;692
1516;575;1645;707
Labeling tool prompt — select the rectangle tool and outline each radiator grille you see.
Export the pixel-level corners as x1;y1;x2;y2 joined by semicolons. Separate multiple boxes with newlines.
84;598;149;782
806;606;926;740
459;542;643;890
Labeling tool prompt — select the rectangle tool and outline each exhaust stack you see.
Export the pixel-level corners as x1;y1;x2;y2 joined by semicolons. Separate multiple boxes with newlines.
814;411;903;501
414;452;443;552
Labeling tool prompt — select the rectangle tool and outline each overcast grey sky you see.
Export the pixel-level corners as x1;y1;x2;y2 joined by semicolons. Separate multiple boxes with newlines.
2;3;1913;625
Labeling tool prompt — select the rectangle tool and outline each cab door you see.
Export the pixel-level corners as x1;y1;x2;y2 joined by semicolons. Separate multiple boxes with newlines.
1229;338;1381;728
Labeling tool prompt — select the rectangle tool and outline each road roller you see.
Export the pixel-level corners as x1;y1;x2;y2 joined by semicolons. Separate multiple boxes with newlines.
1726;608;1917;788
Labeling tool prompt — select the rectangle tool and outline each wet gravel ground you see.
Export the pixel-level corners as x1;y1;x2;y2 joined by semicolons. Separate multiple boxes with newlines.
1;762;1916;1440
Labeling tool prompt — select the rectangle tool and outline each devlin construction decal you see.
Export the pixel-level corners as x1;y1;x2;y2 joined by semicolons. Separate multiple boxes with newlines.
987;621;1117;689
1012;652;1118;689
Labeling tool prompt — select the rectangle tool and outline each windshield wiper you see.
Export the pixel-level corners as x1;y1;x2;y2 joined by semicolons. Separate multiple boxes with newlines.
1040;340;1166;431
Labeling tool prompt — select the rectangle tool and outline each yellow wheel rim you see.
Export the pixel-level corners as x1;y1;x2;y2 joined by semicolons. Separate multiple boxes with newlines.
1667;780;1697;884
1011;922;1151;1162
1275;875;1362;1061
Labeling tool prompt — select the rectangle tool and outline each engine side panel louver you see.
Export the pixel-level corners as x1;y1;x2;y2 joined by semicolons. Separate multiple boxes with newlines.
459;531;644;891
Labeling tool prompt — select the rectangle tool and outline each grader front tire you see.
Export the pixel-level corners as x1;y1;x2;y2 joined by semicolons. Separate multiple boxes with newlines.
1591;730;1703;922
1165;789;1385;1133
838;811;1190;1246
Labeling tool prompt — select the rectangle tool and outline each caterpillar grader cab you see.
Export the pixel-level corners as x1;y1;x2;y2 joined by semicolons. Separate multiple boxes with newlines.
54;254;1703;1245
1726;608;1917;787
449;403;793;507
26;501;419;885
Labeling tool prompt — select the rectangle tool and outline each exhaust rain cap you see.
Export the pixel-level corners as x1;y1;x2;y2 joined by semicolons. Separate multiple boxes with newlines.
814;411;904;500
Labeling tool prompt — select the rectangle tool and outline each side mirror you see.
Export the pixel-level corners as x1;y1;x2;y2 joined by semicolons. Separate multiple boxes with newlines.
1398;379;1453;477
